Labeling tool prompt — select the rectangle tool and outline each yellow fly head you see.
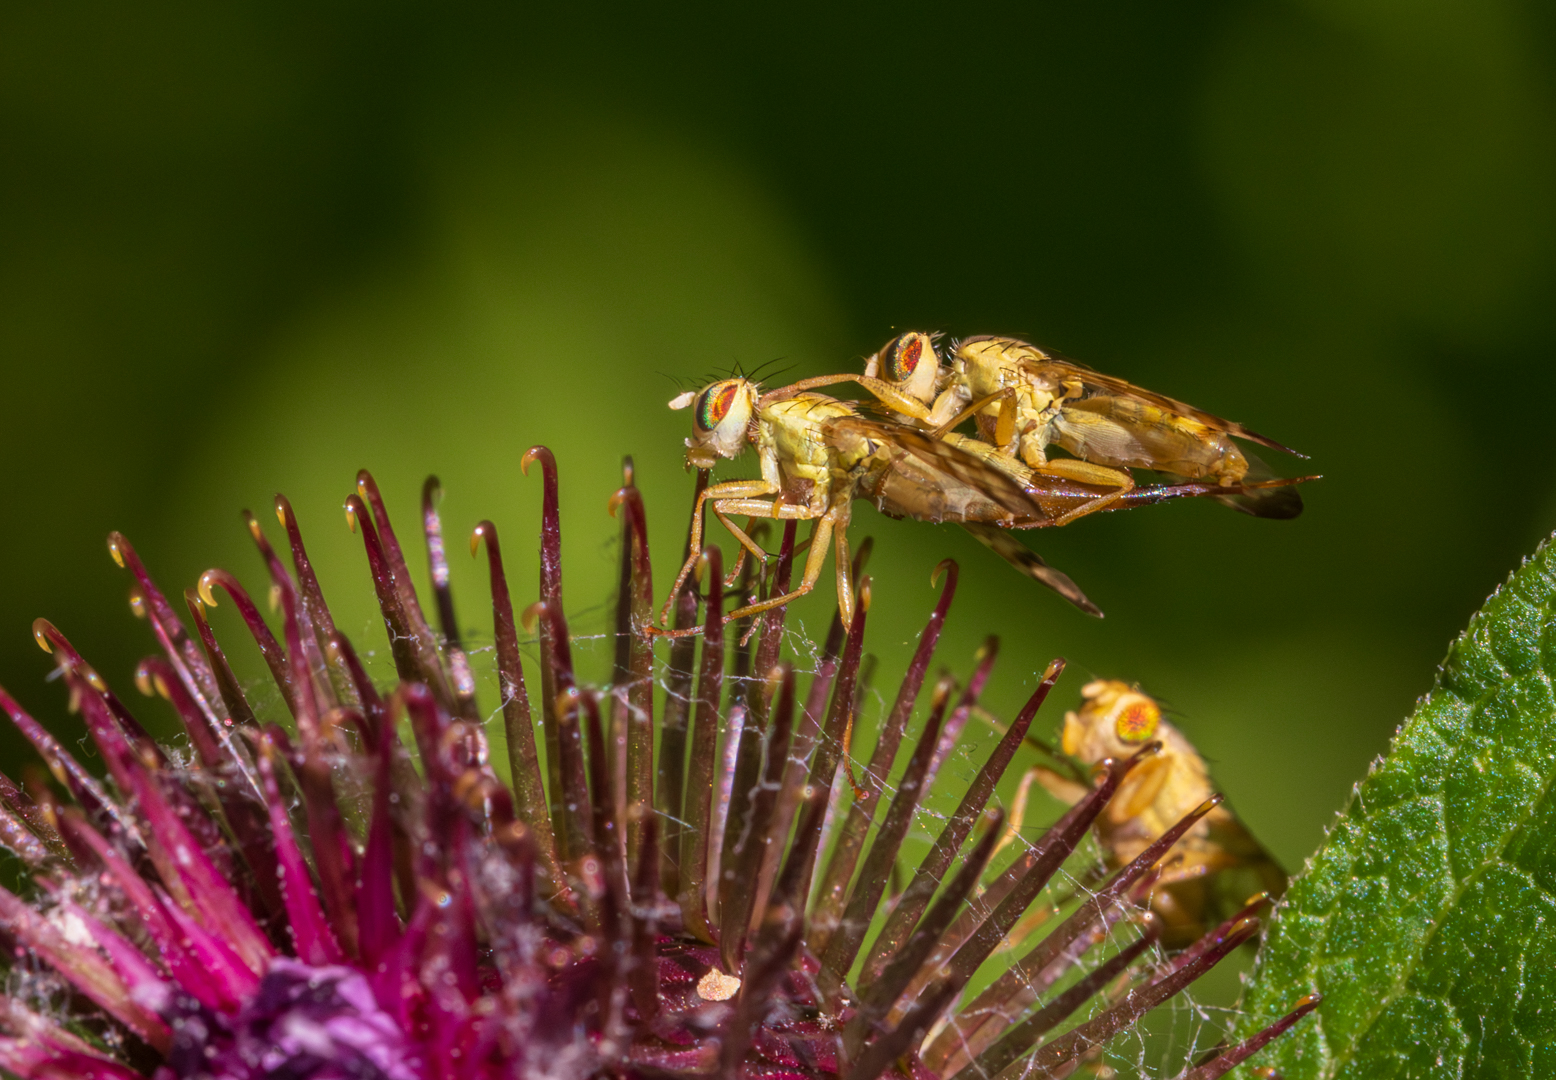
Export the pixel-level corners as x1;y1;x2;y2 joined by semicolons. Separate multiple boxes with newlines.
669;378;758;469
1062;679;1162;763
864;331;942;406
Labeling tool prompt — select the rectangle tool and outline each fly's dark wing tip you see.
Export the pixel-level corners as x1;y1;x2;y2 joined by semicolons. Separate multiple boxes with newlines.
1058;582;1104;618
1063;584;1105;618
1033;565;1103;618
1216;486;1305;520
961;522;1102;612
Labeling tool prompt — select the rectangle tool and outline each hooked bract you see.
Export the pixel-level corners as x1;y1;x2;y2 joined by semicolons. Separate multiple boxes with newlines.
0;454;1317;1080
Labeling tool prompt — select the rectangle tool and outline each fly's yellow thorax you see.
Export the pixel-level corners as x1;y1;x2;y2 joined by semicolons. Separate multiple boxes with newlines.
955;342;1059;428
758;394;857;498
954;343;1021;399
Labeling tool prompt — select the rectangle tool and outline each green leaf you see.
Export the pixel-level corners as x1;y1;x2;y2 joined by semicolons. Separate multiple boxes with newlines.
1235;536;1556;1079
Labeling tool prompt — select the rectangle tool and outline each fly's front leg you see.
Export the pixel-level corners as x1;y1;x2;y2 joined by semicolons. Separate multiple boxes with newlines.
930;388;1018;442
722;518;782;589
753;532;815;594
725;509;836;625
650;500;790;641
709;499;790;594
766;374;934;423
994;392;1020;453
712;507;771;575
659;479;777;625
1037;459;1136;527
1112;752;1172;822
719;517;753;587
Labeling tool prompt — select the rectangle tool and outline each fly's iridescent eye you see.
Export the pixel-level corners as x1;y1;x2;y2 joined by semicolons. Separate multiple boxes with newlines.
1115;699;1160;744
696;383;739;432
888;334;923;383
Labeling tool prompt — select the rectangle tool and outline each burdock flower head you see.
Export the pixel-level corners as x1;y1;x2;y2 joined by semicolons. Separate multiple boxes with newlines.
0;452;1314;1079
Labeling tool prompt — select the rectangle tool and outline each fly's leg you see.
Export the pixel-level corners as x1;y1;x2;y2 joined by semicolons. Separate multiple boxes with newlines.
719;516;764;588
929;388;1018;441
659;479;777;625
712;496;820;606
1017;398;1068;468
1112;752;1173;822
732;520;780;588
725;511;838;626
942;432;1040;489
711;508;771;586
994;392;1019;453
754;531;817;595
830;506;853;630
740;512;840;648
763;374;934;422
650;498;807;640
1036;459;1136;527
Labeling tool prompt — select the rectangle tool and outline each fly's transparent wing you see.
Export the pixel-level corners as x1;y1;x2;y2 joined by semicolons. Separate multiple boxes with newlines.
1025;356;1301;456
1206;450;1305;519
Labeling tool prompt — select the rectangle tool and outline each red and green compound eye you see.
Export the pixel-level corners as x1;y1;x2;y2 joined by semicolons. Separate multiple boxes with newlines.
1114;699;1160;743
696;382;740;432
888;334;923;382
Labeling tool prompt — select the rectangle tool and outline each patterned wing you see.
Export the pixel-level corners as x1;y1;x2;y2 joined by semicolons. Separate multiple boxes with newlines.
959;522;1102;617
829;417;1046;519
1022;355;1302;457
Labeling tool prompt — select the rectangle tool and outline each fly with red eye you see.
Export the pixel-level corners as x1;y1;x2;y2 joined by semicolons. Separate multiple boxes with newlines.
660;367;1314;634
1115;698;1160;743
836;332;1315;521
885;332;927;383
1033;680;1288;947
696;382;740;433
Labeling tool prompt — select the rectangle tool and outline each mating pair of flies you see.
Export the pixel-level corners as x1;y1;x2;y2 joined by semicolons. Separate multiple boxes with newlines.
658;332;1315;632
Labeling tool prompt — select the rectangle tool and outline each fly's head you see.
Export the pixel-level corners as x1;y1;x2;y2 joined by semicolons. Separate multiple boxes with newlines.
864;331;942;406
1062;678;1163;763
670;377;758;469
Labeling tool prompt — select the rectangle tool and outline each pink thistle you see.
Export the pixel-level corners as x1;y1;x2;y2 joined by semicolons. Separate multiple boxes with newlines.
0;454;1313;1079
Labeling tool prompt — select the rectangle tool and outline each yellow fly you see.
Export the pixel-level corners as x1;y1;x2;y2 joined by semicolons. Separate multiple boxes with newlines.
822;331;1309;520
658;378;1283;630
1034;679;1286;946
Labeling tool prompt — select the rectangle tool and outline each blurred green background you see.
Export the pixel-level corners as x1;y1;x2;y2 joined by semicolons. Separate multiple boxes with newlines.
2;0;1555;879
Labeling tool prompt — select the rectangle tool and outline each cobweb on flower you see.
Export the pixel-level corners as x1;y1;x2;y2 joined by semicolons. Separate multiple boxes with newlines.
171;554;1264;1080
462;601;1260;1080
